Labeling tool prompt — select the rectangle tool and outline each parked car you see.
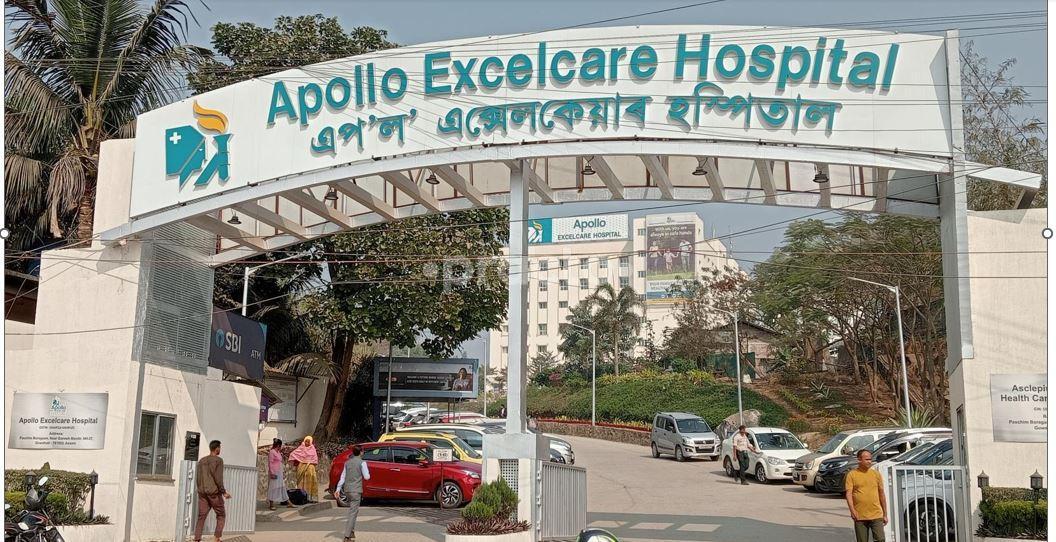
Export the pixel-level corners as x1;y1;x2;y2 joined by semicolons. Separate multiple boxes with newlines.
650;412;720;461
328;442;481;509
378;431;482;464
439;412;486;424
877;438;954;494
719;427;809;483
474;421;576;464
813;428;951;493
792;427;897;491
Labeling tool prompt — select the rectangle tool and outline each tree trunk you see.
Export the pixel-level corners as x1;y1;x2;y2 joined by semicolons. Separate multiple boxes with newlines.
313;333;356;443
75;187;96;242
613;331;620;377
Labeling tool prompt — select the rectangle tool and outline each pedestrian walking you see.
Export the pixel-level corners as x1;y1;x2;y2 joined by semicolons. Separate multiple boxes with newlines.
731;425;757;485
290;436;320;503
845;450;888;542
194;440;231;542
499;405;507;418
266;438;292;510
337;445;371;541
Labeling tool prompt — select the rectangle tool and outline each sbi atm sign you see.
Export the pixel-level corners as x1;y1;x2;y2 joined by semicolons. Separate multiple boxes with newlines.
208;310;267;381
529;213;628;244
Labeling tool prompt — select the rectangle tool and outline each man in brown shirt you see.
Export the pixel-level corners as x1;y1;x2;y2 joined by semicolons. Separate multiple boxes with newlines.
195;440;231;542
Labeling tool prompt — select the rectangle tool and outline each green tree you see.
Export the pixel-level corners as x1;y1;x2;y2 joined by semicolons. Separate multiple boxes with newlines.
664;266;751;366
188;14;395;93
961;41;1047;210
302;208;509;440
528;350;558;386
587;284;644;377
5;0;208;257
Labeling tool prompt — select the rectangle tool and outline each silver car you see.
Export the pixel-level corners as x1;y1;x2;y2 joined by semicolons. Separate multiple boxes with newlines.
650;412;720;461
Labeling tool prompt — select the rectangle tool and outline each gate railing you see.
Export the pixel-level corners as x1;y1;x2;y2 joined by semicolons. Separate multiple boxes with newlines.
537;461;587;540
886;465;968;542
175;460;257;540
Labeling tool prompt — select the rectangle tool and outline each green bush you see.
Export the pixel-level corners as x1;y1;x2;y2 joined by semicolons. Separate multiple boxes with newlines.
978;499;1047;539
460;478;518;521
983;486;1048;503
4;465;109;525
786;418;810;434
668;358;697;373
521;372;788;427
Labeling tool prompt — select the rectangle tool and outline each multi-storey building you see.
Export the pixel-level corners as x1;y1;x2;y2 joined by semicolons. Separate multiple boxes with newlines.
485;212;738;382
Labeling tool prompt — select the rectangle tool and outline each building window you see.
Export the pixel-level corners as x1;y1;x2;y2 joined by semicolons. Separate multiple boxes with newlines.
599;277;609;285
559;301;568;309
501;325;508;333
579;258;589;269
619;256;629;268
579;278;589;289
137;412;176;477
539;260;549;271
559;259;568;270
638;251;645;258
539;345;549;354
638;294;646;302
638;271;646;278
539;281;548;292
559;279;568;291
267;377;297;423
539;302;548;310
501;346;508;357
599;259;608;269
620;277;630;288
637;228;646;236
538;324;548;335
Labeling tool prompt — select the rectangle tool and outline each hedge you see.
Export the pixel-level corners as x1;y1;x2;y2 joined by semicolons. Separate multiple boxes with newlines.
4;465;109;525
977;486;1047;539
491;370;788;428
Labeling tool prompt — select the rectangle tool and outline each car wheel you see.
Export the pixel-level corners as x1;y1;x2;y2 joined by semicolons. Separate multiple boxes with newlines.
755;464;768;484
805;484;818;493
675;446;686;462
437;481;463;509
905;500;955;542
651;442;660;458
723;457;734;477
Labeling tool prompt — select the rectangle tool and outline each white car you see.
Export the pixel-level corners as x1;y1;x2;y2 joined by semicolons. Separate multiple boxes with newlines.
720;427;810;483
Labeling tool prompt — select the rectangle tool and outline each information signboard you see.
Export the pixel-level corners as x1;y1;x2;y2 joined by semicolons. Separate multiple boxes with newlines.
990;373;1047;442
9;393;109;450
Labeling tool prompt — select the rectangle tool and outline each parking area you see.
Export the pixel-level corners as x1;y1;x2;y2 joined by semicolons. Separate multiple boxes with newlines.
249;435;852;542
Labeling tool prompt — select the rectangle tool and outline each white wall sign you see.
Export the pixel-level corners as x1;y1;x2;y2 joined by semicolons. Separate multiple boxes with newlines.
529;213;627;244
990;374;1047;442
129;26;953;217
8;393;109;450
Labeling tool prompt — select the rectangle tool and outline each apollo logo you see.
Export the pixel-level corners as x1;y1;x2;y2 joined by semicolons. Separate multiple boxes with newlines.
165;101;231;188
573;218;606;231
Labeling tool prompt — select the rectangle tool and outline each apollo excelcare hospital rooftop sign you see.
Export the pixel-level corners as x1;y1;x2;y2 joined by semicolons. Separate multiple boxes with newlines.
131;26;955;217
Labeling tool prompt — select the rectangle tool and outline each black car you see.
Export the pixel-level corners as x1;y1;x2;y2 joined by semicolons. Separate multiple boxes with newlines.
814;428;951;494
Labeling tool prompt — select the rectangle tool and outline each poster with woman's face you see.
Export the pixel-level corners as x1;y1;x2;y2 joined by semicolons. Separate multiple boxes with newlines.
373;358;479;399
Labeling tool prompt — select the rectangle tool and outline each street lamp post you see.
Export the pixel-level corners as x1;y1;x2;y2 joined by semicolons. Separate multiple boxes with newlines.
566;323;597;426
241;248;317;317
847;277;913;428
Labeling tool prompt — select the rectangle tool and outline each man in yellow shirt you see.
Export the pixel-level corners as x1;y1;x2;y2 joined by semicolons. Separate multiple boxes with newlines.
844;449;888;542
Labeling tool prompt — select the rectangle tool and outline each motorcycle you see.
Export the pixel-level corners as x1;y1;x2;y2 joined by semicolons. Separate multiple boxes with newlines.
5;476;64;542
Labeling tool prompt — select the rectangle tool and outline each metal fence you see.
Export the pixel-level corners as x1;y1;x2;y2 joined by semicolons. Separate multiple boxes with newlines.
537;460;587;540
886;465;968;542
175;460;257;540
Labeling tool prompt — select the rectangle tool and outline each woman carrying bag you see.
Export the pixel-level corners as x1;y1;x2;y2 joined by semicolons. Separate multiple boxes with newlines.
289;436;320;503
266;439;293;510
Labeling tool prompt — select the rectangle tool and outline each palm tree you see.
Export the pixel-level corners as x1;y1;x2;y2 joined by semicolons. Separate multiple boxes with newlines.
587;284;644;377
5;0;208;257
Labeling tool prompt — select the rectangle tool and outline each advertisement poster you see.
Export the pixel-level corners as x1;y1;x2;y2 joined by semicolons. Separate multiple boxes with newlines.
645;215;696;302
373;358;479;399
529;214;628;245
990;374;1047;442
8;393;109;450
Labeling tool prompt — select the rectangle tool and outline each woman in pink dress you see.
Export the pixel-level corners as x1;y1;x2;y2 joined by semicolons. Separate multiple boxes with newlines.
266;438;292;510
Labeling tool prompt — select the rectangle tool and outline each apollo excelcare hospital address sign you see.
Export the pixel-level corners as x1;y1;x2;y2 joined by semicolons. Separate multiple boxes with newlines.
131;26;955;217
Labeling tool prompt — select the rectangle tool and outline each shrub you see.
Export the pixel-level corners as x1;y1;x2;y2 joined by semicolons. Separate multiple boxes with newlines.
3;465;110;525
983;486;1048;503
978;499;1047;539
447;479;529;535
786;418;810;434
4;489;106;525
668;358;697;373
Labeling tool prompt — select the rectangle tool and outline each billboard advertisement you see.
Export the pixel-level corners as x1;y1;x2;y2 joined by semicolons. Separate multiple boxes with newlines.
209;310;267;381
373;358;479;399
528;214;627;245
645;215;696;303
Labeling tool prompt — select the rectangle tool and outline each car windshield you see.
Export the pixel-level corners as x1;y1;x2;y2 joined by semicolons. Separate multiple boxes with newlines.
755;432;807;450
450;436;482;459
907;440;953;466
862;431;906;454
676;418;711;433
888;441;936;464
818;431;854;453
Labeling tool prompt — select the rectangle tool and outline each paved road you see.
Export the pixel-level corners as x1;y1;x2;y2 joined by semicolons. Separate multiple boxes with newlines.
249;435;853;542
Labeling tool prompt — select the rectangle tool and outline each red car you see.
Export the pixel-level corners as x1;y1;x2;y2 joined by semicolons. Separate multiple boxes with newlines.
328;441;481;508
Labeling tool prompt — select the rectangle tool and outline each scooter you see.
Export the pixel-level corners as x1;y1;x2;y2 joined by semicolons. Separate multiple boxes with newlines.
578;528;619;542
9;476;64;542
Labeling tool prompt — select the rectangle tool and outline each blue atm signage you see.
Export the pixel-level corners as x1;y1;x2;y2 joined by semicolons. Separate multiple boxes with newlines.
209;310;267;381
